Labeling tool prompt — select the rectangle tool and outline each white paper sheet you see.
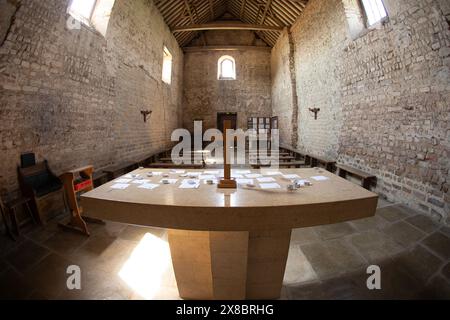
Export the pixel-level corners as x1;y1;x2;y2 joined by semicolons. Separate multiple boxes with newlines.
204;170;220;175
111;183;130;190
246;174;263;179
186;172;201;177
179;179;200;189
311;176;329;181
234;170;251;174
259;183;281;189
296;179;312;186
114;179;133;184
199;175;216;180
282;174;300;180
257;177;276;183
231;174;244;179
160;179;178;185
236;178;254;185
170;170;186;174
131;179;151;184
263;171;283;176
148;172;163;176
137;183;160;190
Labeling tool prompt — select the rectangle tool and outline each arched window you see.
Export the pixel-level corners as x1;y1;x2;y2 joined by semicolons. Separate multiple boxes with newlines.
218;56;236;80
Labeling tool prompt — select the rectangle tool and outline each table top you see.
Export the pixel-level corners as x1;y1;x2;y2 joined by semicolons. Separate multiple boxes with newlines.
81;168;378;231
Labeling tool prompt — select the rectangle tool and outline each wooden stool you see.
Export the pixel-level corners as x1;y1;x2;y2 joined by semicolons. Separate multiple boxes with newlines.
0;196;36;240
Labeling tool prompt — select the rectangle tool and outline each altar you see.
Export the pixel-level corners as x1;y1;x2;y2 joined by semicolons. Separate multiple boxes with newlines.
81;168;378;300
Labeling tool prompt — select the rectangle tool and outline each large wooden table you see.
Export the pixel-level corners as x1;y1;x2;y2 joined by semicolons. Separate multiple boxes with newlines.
81;168;378;300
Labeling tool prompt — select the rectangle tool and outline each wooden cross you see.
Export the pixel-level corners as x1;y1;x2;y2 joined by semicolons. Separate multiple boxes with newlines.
218;120;237;189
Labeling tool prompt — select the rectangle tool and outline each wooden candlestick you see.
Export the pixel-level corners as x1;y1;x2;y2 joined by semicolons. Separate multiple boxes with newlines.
218;120;237;189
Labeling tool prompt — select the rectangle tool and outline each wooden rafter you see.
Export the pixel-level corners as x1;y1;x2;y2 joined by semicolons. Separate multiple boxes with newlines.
154;0;309;47
208;0;215;20
260;0;273;25
172;22;284;33
239;0;247;19
184;0;196;24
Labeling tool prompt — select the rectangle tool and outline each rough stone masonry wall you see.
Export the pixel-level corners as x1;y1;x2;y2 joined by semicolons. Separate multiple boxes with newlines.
272;0;450;223
183;30;272;131
271;0;450;224
0;0;183;196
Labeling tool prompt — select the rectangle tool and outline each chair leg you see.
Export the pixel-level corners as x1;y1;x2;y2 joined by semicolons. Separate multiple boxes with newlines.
25;201;37;225
1;208;16;241
10;208;20;237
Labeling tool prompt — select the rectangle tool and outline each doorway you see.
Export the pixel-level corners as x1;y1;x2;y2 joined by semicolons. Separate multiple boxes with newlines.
217;112;237;133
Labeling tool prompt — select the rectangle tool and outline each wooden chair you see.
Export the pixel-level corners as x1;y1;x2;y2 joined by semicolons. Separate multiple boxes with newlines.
18;160;65;225
0;195;36;240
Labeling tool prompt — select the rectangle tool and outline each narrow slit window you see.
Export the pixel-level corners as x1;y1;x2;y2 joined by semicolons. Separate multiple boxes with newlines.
162;46;173;85
218;56;236;80
360;0;388;27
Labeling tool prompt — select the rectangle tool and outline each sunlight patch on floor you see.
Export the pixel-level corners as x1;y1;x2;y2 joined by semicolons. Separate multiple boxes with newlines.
118;233;172;299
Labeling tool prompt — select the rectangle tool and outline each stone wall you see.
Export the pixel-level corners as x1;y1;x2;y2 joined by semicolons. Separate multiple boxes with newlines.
271;0;450;223
271;30;294;146
0;0;183;197
183;30;272;131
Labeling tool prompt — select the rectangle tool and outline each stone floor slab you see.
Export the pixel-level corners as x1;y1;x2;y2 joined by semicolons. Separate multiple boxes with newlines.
421;232;450;260
382;221;426;248
283;245;318;285
119;225;165;242
350;230;403;263
5;240;50;274
393;245;443;283
314;222;356;241
350;216;389;232
376;205;410;223
442;262;450;281
0;268;34;300
405;214;440;234
300;239;365;280
290;227;319;245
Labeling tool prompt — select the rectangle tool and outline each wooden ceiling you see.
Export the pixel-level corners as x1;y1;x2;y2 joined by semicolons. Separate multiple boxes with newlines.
153;0;309;47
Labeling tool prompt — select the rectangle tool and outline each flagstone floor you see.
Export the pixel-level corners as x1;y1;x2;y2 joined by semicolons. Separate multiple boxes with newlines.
0;199;449;300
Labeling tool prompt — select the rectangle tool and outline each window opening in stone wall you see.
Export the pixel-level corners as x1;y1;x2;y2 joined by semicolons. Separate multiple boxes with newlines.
67;0;116;37
360;0;388;27
162;46;173;85
218;56;236;80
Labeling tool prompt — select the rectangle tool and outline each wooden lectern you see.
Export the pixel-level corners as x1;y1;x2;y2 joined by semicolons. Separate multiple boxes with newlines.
59;166;104;236
218;120;237;189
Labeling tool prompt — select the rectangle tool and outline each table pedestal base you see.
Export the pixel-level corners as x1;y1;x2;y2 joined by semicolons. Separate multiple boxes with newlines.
168;229;291;300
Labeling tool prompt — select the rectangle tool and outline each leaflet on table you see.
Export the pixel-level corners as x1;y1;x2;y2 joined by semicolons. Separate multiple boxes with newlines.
179;179;201;189
257;177;276;183
138;183;160;190
111;183;130;190
311;176;329;181
259;183;281;189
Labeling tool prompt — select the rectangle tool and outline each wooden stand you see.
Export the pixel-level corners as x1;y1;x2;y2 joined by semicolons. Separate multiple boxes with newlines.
59;166;104;236
218;120;237;189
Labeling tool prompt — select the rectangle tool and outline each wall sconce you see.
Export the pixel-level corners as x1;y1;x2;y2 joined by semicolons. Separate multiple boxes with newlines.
309;108;320;120
141;110;152;123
